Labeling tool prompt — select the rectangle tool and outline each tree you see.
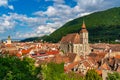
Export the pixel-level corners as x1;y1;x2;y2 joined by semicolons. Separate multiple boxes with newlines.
0;54;41;80
85;69;102;80
41;62;64;80
107;72;120;80
41;62;84;80
65;72;84;80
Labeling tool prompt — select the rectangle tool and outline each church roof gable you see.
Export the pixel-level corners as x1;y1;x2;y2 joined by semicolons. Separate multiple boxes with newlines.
61;33;80;44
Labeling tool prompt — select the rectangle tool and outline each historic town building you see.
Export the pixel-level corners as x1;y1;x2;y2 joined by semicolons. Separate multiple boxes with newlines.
60;21;90;56
6;35;12;45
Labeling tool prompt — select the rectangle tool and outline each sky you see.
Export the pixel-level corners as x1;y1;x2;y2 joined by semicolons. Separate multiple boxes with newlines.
0;0;120;40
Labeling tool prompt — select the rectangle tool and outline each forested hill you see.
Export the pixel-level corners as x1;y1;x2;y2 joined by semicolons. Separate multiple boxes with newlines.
22;7;120;43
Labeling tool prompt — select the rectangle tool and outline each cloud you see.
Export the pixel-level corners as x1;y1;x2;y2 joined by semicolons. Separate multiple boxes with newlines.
8;5;14;10
7;13;45;27
1;0;120;39
16;32;38;38
0;0;8;6
75;0;120;11
0;0;14;10
36;22;61;34
45;6;57;17
0;14;16;33
75;0;104;6
45;0;65;4
0;13;42;33
0;12;56;39
33;0;91;35
30;0;120;39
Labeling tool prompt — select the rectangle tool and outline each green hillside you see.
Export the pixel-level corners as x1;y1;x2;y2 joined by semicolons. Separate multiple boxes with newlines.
22;7;120;43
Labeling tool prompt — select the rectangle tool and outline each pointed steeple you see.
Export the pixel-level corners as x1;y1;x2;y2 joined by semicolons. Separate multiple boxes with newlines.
8;35;11;40
80;20;88;33
82;20;86;29
6;35;11;45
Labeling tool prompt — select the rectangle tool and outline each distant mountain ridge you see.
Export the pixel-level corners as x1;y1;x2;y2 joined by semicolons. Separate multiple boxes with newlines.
22;7;120;43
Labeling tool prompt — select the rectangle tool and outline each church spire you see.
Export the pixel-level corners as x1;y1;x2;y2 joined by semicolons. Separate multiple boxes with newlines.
82;20;86;29
80;20;88;33
8;35;11;40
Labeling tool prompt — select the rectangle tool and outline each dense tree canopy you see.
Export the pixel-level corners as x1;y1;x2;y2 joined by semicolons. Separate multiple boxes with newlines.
0;54;41;80
41;62;84;80
85;69;102;80
107;72;120;80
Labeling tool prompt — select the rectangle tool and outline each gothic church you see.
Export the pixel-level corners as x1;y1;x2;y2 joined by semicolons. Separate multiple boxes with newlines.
60;21;90;56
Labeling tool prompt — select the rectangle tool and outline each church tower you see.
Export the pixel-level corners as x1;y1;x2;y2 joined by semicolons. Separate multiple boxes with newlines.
80;21;88;44
60;20;90;56
80;21;89;55
6;35;11;45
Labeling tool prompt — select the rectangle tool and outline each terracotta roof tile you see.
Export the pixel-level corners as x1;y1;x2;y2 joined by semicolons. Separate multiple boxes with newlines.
46;50;59;55
67;53;77;62
115;55;120;59
16;53;22;57
109;44;120;52
89;52;106;62
87;56;96;65
61;33;81;44
21;49;31;54
52;54;70;63
82;61;91;67
101;62;111;70
96;69;102;75
117;66;120;72
64;61;79;71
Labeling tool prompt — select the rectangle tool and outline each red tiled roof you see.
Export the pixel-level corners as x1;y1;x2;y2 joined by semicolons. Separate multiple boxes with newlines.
101;62;111;70
90;44;110;51
96;69;102;75
52;54;70;63
109;44;120;52
21;49;31;54
36;54;69;64
64;61;79;71
117;66;120;72
46;50;59;55
67;53;78;62
87;56;96;65
5;44;12;47
61;33;81;44
16;53;22;57
115;55;120;59
82;61;91;68
89;52;106;62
